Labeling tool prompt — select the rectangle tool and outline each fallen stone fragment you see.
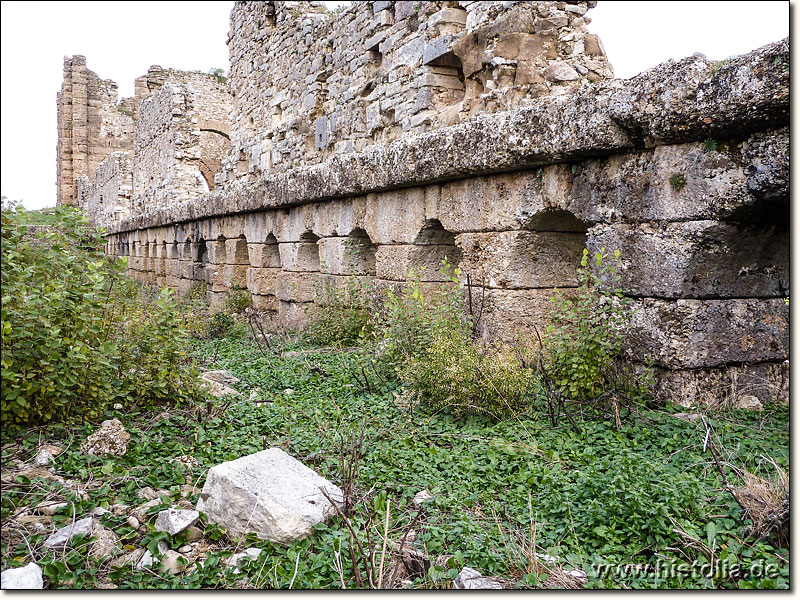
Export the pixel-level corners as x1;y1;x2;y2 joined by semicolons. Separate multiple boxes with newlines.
734;394;763;410
137;486;169;501
227;547;263;573
131;498;163;524
412;490;434;508
44;517;96;549
172;455;200;468
184;525;204;542
91;507;111;517
88;526;120;561
202;370;240;384
542;61;580;82
34;449;55;466
155;508;200;535
200;370;240;397
126;516;140;530
81;419;130;456
110;503;130;516
35;501;69;516
454;567;503;590
40;444;64;457
1;563;44;589
159;550;188;575
16;514;52;531
110;548;146;569
137;540;170;570
672;413;700;423
196;448;344;544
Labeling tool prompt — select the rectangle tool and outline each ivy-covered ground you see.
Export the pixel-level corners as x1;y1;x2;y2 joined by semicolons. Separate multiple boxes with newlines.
0;328;789;589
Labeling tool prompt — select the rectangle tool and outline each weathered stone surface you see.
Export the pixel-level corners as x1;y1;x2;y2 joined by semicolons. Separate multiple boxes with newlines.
154;509;200;536
457;231;585;289
88;526;120;561
227;548;263;573
44;517;96;549
454;567;503;589
196;448;344;544
653;361;786;407
81;419;130;456
1;563;44;590
275;272;318;303
34;449;55;466
627;298;788;368
589;221;789;298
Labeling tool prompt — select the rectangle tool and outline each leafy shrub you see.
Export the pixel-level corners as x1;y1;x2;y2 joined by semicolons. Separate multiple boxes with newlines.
207;311;235;339
400;332;534;418
542;248;653;411
306;276;374;347
1;202;203;427
225;285;252;313
365;264;535;418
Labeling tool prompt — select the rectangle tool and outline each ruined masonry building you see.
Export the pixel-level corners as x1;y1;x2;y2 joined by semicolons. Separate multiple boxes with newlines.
56;1;789;407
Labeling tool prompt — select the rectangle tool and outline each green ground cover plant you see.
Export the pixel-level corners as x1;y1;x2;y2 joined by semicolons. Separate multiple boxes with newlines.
1;325;788;589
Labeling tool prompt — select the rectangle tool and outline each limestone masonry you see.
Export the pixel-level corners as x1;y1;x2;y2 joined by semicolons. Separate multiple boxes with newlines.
56;1;789;407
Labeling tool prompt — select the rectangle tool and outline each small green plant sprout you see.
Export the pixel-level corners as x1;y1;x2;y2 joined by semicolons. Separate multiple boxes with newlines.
669;173;687;190
702;138;717;153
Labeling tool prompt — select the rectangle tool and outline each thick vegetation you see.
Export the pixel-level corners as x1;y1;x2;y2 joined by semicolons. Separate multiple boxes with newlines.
0;212;789;589
1;202;204;427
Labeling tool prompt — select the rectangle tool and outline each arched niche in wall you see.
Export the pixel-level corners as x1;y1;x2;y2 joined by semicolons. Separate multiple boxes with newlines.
410;219;462;281
344;228;377;276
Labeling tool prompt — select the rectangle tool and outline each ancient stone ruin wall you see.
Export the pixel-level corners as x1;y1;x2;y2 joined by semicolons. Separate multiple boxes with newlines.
66;60;233;222
102;33;789;408
58;2;787;408
56;56;135;206
76;151;132;224
132;79;232;215
221;0;611;184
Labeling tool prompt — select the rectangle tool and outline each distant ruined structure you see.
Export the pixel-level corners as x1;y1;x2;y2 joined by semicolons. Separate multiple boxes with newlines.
56;1;789;407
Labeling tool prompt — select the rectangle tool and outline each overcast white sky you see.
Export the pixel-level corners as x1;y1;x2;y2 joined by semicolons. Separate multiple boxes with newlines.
0;1;789;210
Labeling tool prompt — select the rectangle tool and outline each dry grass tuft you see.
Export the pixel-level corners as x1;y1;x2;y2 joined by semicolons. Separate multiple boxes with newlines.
733;457;789;547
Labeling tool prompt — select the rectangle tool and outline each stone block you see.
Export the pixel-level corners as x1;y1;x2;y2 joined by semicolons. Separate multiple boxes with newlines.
252;294;279;312
155;509;199;536
1;563;44;589
627;298;788;368
275;271;319;303
588;221;788;299
278;242;321;272
375;245;460;282
456;231;585;289
318;237;376;275
248;243;282;268
225;238;250;264
364;188;427;244
423;35;462;68
438;172;546;233
475;288;571;341
653;361;787;408
278;300;309;329
247;267;280;296
206;240;227;264
222;264;249;288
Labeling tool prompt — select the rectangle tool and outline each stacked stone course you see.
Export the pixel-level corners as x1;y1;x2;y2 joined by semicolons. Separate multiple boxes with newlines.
63;2;788;407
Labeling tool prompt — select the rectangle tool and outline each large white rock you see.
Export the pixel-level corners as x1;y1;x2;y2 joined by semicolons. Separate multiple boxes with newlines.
196;448;344;544
155;508;199;535
1;563;44;589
